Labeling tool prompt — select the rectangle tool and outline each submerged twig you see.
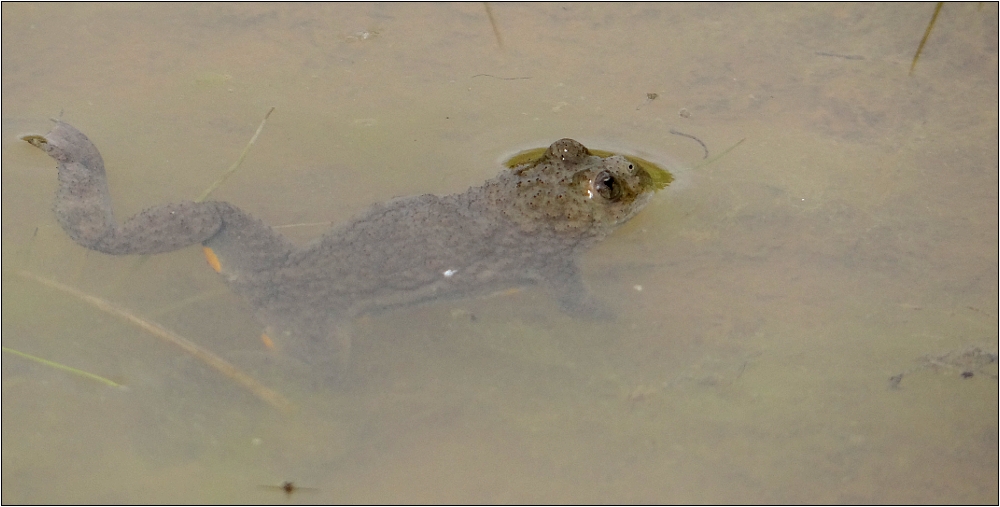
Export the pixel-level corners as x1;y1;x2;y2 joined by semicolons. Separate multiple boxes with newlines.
910;2;943;76
815;51;864;60
471;74;531;81
669;129;708;159
483;2;503;50
147;287;231;318
16;270;293;411
273;221;333;230
2;346;123;388
693;138;746;170
196;107;275;202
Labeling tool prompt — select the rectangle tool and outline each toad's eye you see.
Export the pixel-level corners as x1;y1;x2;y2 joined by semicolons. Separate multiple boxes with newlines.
593;171;622;201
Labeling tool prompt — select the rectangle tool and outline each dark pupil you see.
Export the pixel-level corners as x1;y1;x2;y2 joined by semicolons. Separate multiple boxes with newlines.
595;172;622;201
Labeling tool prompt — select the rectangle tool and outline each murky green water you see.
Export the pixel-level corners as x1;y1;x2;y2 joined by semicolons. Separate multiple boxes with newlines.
3;3;996;503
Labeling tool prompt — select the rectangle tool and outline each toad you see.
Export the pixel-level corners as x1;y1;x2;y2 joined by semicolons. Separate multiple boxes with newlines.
24;121;670;373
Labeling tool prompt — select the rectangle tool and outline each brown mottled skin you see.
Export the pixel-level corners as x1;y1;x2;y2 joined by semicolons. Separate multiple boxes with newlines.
25;121;662;372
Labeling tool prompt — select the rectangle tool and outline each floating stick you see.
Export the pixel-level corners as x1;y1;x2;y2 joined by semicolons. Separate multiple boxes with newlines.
196;107;275;202
694;138;746;170
484;2;503;50
2;346;123;388
910;2;943;76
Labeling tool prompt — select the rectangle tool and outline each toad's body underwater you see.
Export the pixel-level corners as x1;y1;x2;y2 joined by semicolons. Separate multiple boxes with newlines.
25;121;669;373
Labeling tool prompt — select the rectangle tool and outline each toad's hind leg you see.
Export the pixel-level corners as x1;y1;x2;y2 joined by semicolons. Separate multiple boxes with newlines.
25;122;222;255
27;121;295;276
